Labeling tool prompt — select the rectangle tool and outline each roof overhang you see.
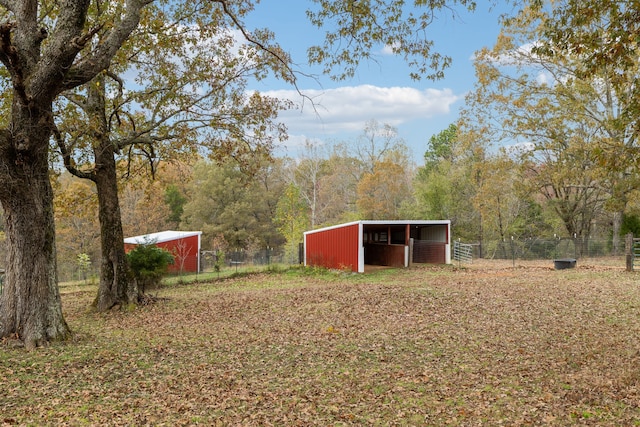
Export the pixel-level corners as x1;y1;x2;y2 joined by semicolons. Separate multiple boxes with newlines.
124;230;202;245
304;220;451;236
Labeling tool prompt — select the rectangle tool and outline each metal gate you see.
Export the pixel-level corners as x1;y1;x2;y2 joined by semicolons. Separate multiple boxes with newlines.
634;238;640;269
453;241;473;264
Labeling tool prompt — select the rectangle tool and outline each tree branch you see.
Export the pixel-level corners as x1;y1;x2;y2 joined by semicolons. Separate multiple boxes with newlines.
52;120;95;181
59;0;153;92
0;21;29;103
17;0;91;104
212;0;320;114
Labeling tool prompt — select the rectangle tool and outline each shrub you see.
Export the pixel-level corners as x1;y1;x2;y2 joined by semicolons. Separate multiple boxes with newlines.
127;243;174;293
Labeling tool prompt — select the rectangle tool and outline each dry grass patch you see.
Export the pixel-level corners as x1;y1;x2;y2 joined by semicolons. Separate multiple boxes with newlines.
2;261;640;426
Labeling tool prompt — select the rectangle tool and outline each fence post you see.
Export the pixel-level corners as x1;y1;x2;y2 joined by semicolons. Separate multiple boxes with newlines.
408;238;414;268
511;236;515;267
626;233;634;272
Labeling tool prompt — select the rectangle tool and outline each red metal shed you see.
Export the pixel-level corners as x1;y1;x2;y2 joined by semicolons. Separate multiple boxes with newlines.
124;230;202;273
304;220;451;273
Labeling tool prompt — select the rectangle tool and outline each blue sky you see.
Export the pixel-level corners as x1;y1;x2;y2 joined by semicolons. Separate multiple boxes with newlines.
244;1;513;163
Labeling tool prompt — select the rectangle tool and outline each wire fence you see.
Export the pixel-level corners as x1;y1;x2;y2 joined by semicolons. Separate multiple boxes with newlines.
459;237;616;261
199;248;287;272
0;237;623;283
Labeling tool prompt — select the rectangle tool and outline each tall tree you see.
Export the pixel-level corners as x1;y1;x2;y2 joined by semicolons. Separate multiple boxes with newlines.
54;2;289;311
288;140;326;228
530;0;640;251
316;147;362;225
423;123;457;174
164;184;187;227
357;160;412;220
408;124;481;241
119;162;177;238
275;183;309;263
353;120;405;174
0;0;148;348
472;151;549;242
520;125;607;248
181;158;285;252
462;2;637;248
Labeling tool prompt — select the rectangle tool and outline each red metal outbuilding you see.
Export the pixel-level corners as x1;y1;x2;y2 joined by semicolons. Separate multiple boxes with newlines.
124;230;202;273
304;220;450;273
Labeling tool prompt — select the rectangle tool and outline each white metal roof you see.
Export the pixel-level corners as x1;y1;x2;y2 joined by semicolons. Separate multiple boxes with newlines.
124;230;202;245
303;220;450;236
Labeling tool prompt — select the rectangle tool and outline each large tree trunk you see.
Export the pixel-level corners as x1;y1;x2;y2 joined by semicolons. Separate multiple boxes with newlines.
612;210;623;255
0;114;70;349
0;0;146;347
93;141;139;311
87;76;139;311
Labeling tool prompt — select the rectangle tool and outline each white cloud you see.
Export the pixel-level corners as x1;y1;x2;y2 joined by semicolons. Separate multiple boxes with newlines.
263;84;462;137
536;71;552;86
381;42;400;55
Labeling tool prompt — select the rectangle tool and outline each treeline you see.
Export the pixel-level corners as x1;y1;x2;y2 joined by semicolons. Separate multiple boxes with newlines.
50;119;417;280
49;114;640;281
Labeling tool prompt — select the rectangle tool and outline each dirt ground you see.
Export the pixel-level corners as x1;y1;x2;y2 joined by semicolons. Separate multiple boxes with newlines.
2;258;640;426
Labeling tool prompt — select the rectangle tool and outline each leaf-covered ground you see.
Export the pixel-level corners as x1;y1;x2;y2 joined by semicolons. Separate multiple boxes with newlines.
2;260;640;426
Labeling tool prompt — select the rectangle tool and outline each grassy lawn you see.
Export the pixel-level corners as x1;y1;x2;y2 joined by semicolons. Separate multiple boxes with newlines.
2;260;640;426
